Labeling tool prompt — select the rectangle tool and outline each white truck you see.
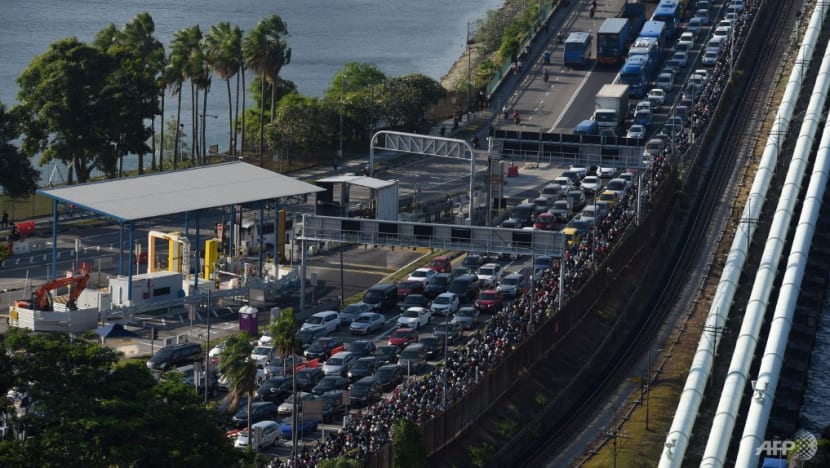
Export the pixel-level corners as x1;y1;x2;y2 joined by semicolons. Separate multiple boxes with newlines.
592;84;630;134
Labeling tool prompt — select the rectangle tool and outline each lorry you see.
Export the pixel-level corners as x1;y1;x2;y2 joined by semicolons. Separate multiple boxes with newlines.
619;55;650;97
564;32;592;67
596;18;631;65
619;1;646;38
593;84;630;132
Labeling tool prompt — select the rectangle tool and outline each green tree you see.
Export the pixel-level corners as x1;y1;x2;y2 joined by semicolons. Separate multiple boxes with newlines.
170;25;206;165
0;329;239;467
244;14;291;166
382;73;445;132
324;63;388;142
268;307;302;454
392;418;427;468
16;37;119;183
217;331;257;452
266;93;330;171
318;457;362;468
0;103;38;198
204;22;243;157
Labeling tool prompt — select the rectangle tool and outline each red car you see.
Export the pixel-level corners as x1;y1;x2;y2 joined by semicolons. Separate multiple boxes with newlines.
397;280;425;298
388;328;419;348
533;212;556;230
474;289;505;313
429;256;452;273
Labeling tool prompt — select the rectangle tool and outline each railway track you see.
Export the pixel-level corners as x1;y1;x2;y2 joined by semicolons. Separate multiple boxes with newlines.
515;0;802;464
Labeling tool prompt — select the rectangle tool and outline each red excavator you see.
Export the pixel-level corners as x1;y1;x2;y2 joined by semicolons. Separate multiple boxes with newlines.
15;272;90;311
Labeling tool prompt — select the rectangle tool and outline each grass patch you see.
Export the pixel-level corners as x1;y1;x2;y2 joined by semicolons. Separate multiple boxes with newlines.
496;418;519;438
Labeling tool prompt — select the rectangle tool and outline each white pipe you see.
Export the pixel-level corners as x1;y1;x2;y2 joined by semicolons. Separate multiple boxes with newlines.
700;22;830;467
658;2;828;464
734;63;830;468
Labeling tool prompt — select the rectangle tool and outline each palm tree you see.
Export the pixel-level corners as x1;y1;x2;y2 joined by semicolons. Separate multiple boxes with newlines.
269;307;301;455
170;25;204;165
168;29;191;168
204;22;243;156
217;332;257;452
243;15;291;166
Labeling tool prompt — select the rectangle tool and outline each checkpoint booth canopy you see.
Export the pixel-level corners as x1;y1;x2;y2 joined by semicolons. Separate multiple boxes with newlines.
315;175;399;221
36;161;324;304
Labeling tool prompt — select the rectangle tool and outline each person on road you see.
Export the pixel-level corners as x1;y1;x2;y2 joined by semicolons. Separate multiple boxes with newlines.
512;110;520;125
543;68;549;82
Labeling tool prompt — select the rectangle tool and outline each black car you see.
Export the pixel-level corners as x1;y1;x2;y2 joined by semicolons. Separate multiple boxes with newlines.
372;345;400;366
294;367;325;392
231;401;278;428
374;364;404;392
311;375;350;395
450;266;474;279
146;342;202;371
424;273;451;299
255;376;294;403
320;390;346;423
400;293;430;312
448;274;481;303
349;376;383;408
418;335;446;360
303;337;344;361
345;340;376;358
461;254;483;273
347;356;380;382
295;327;327;350
433;322;463;344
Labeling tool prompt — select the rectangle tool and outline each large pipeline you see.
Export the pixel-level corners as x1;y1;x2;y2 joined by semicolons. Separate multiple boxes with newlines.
734;58;830;468
657;2;829;465
700;13;830;465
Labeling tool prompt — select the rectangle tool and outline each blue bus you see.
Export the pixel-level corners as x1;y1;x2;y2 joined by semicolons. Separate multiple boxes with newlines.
651;0;681;39
628;37;661;76
619;55;651;97
639;20;667;49
564;32;593;67
597;18;632;65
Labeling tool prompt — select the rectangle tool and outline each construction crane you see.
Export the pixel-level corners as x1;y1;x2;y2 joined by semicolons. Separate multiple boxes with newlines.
15;273;90;311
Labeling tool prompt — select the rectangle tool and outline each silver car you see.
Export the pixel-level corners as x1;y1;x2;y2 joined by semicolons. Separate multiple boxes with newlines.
321;351;357;376
349;312;385;335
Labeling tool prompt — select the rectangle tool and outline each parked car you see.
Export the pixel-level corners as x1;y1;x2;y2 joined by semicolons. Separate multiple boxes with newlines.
349;376;383;408
424;273;451;299
548;199;572;222
474;289;505;313
338;302;371;325
303;336;345;361
419;335;446;359
255;376;294;403
580;175;602;194
278;391;319;416
396;280;425;298
448;274;481;303
295;327;327;350
250;345;277;369
232;401;278;428
634;109;652;127
294;367;325;392
428;255;452;273
234;420;280;450
461;254;484;272
321;351;357;377
647;88;665;107
432;322;462;344
147;342;202;371
605;178;631;198
300;311;341;334
430;292;461;317
533;212;556;230
655;72;674;91
372;345;401;365
389;328;419;347
451;306;481;330
397;307;432;329
397;343;427;374
375;364;404;392
311;375;350;395
626;124;646;140
320;390;346;422
349;312;386;335
476;263;504;288
598;189;620;208
400;293;430;312
533;256;553;278
407;267;436;284
279;416;320;439
347;356;381;382
345;340;376;358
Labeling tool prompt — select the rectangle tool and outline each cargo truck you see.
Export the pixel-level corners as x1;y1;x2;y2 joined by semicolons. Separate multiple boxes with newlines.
593;84;630;132
596;18;631;65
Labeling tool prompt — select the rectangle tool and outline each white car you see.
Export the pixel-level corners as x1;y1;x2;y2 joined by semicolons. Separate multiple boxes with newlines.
702;50;719;66
407;267;436;284
647;89;665;106
554;176;573;189
596;166;616;178
655;72;674;91
580;175;603;194
605;177;632;197
234;420;280;450
321;351;357;376
568;165;588;178
476;263;504;288
397;306;432;329
729;0;744;12
431;292;461;316
634;100;651;114
300;310;341;334
671;51;688;68
250;346;276;368
626;124;646;139
712;26;731;40
209;341;226;359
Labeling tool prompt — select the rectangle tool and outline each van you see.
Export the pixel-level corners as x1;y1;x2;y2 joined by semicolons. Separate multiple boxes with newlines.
397;343;427;373
147;342;202;371
363;283;398;313
234;420;280;450
573;119;599;136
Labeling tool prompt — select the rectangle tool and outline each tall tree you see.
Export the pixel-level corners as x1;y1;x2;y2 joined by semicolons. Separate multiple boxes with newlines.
266;93;329;171
383;73;446;132
391;418;428;468
269;307;302;455
204;22;243;156
217;332;257;452
0;103;38;198
168;29;192;168
16;37;119;183
170;25;205;165
244;14;291;166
